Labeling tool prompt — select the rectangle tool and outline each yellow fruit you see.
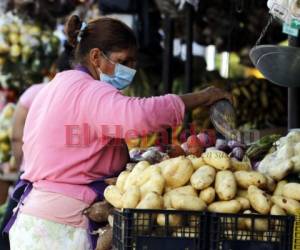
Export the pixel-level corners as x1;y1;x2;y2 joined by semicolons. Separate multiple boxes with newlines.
10;44;21;57
9;24;19;33
22;46;33;57
9;156;16;170
0;44;9;53
19;34;29;45
0;131;8;141
28;26;41;36
0;143;10;153
0;58;5;66
7;127;12;139
9;33;20;44
0;25;9;33
2;104;15;119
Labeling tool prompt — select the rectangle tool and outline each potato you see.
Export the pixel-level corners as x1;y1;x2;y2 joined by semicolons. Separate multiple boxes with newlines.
172;227;197;238
164;186;173;193
83;201;113;223
271;195;300;215
104;185;123;208
270;205;286;216
163;186;197;209
263;231;280;242
230;158;252;172
222;218;247;230
168;185;198;197
122;185;140;208
186;155;206;170
116;171;130;193
135;165;161;186
243;210;268;232
282;183;300;201
248;185;271;214
199;187;215;205
188;215;201;227
234;171;267;189
190;165;216;190
265;175;276;193
224;230;251;240
273;180;288;196
124;161;150;190
215;170;237;201
208;200;242;214
202;149;231;170
157;211;182;227
163;192;172;208
160;156;194;188
96;225;112;250
236;189;249;199
140;173;165;197
136;192;163;209
236;197;250;210
171;194;206;211
108;215;113;228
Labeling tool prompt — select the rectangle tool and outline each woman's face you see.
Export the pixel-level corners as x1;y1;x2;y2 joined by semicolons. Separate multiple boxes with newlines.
89;47;137;77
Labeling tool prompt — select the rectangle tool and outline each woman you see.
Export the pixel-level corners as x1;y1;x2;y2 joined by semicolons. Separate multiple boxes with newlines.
8;16;231;250
0;83;45;250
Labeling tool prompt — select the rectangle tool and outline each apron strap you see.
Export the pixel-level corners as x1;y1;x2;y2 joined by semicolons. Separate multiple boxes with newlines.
2;180;32;234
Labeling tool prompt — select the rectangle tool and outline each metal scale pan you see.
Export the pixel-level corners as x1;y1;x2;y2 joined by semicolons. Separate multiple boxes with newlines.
250;44;300;87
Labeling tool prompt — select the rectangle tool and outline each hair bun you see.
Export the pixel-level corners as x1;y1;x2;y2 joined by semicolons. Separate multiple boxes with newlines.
64;15;82;48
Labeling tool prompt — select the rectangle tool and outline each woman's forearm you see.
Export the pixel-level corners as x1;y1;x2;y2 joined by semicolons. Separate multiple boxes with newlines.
179;91;209;110
179;86;232;110
11;140;23;170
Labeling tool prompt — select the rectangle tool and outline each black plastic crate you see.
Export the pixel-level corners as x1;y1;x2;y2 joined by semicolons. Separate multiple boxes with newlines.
113;209;208;250
209;213;295;250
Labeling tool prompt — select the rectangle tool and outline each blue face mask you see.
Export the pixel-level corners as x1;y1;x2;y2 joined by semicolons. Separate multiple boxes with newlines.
98;53;136;90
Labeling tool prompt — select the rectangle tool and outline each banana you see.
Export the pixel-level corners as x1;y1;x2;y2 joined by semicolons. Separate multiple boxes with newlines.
260;92;268;108
250;83;258;93
240;86;251;100
232;88;241;96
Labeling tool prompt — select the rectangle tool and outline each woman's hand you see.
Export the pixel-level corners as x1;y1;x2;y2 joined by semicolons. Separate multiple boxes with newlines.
200;86;232;106
179;86;232;110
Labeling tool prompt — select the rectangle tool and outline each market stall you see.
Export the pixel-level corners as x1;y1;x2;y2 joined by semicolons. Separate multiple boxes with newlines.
0;1;300;250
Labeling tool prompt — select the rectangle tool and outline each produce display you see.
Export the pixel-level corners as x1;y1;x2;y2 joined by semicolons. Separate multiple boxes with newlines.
103;131;300;220
0;103;15;166
192;78;287;131
0;12;60;90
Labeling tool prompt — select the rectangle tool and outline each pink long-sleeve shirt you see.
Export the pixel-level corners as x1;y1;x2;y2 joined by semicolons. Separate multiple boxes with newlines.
20;70;185;218
18;83;45;171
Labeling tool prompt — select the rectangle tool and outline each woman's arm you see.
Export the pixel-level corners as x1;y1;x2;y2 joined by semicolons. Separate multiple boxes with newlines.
86;85;231;138
179;86;232;110
11;104;28;171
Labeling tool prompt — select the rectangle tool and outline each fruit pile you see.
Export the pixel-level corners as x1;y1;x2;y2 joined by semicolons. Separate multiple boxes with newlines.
231;78;287;130
0;12;60;90
192;77;287;131
0;103;15;165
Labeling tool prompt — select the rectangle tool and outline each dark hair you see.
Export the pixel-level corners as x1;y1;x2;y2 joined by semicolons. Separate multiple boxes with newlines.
64;15;137;63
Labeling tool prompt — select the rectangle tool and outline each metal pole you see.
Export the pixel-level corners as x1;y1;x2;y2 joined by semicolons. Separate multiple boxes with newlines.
184;3;194;128
162;15;174;94
162;15;174;144
288;35;300;129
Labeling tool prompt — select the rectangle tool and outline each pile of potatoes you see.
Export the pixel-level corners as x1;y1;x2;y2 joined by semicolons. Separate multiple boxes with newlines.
104;149;300;228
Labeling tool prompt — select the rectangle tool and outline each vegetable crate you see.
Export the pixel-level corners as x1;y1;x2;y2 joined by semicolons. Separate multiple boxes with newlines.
112;209;208;250
209;213;295;250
